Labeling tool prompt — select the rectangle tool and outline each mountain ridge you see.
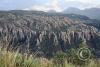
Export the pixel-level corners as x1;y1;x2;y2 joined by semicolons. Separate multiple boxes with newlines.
63;7;100;19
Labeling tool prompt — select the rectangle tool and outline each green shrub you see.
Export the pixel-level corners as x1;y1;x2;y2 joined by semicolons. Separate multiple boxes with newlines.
66;48;90;67
53;51;67;67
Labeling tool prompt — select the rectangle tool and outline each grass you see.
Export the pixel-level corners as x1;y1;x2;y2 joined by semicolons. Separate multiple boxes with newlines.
0;49;99;67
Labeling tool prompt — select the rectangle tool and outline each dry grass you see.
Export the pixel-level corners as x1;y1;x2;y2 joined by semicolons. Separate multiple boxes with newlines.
0;49;99;67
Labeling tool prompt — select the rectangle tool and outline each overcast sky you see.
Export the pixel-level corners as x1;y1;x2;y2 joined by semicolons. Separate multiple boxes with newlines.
0;0;100;12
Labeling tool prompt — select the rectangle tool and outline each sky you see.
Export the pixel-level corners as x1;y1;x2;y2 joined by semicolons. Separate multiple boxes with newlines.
0;0;100;12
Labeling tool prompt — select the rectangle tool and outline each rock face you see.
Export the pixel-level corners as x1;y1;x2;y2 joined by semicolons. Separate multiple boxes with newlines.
0;10;100;57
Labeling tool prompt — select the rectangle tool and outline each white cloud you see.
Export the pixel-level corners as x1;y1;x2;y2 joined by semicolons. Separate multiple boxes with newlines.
24;5;51;12
24;0;100;11
50;0;61;11
24;0;62;12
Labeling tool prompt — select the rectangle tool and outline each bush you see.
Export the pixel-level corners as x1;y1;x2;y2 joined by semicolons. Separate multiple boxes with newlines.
53;51;67;67
66;48;90;67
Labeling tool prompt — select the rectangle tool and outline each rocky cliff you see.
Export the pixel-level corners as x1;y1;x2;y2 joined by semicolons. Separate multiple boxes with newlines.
0;10;100;57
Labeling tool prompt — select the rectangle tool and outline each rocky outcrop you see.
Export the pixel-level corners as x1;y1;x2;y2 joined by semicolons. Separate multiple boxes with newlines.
0;10;100;57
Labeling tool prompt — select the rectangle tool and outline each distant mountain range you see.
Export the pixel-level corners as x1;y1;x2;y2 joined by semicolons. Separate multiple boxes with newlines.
63;7;100;20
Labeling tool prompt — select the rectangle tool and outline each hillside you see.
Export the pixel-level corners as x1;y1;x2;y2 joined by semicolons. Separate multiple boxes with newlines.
63;7;100;20
0;10;100;58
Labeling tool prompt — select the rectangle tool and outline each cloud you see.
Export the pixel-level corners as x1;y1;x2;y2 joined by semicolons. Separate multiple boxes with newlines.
0;0;100;11
24;0;62;12
50;0;61;11
24;5;51;12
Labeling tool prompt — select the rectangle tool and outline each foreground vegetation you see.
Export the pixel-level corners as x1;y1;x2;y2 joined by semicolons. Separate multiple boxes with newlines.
0;49;99;67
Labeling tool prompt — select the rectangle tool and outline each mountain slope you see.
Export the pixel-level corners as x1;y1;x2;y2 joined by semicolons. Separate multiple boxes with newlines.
0;10;100;57
63;7;100;19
